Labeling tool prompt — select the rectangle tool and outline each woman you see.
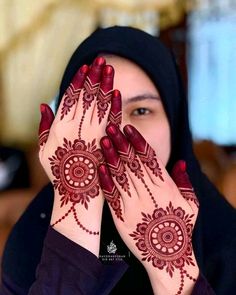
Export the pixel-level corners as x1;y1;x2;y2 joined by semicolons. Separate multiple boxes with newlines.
1;26;235;294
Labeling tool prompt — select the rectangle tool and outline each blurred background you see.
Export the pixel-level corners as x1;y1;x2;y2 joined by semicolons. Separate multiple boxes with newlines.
0;0;236;259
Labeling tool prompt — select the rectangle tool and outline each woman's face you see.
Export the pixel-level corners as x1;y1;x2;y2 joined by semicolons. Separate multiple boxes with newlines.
104;55;171;166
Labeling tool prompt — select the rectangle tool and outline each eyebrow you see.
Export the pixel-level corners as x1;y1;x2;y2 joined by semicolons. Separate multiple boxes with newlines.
123;93;161;105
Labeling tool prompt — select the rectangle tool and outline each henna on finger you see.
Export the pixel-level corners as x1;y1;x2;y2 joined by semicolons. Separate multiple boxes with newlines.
108;89;122;127
97;65;114;123
106;123;143;179
124;124;163;181
98;164;124;221
171;161;199;210
130;202;197;295
107;124;160;208
60;64;89;120
78;57;106;137
100;136;131;196
39;104;54;147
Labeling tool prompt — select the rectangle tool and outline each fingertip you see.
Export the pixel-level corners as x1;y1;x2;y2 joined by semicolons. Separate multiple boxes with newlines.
103;65;114;76
100;136;112;149
94;56;106;66
106;123;118;136
113;89;121;98
179;160;187;172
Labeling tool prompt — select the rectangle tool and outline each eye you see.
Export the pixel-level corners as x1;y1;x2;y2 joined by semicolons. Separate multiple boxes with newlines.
131;108;151;116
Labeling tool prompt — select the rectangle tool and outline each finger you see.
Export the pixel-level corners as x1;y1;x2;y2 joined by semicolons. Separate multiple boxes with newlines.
75;57;105;120
108;89;122;127
95;65;114;124
98;164;124;222
106;123;144;179
38;103;54;148
123;124;164;184
171;160;199;213
106;124;159;209
100;136;132;197
57;64;89;121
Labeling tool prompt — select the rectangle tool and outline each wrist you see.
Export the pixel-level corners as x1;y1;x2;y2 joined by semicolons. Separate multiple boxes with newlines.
145;255;199;295
51;191;103;257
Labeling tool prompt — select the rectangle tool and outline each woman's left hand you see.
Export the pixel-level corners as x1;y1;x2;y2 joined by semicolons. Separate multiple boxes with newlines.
98;123;199;295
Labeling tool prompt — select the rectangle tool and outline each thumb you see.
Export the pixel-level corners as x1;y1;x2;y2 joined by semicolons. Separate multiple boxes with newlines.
171;160;199;212
38;103;54;147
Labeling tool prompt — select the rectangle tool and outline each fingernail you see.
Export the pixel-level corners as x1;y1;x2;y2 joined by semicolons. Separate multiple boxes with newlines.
179;160;186;172
124;124;133;136
101;137;111;149
80;64;89;74
103;65;114;76
95;56;105;66
107;124;117;135
113;89;120;98
40;104;46;113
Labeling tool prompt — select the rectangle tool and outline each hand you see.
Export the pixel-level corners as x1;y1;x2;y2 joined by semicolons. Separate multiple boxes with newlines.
38;57;121;256
98;124;199;294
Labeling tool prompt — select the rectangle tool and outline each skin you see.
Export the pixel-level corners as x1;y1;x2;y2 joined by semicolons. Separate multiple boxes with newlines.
104;55;171;167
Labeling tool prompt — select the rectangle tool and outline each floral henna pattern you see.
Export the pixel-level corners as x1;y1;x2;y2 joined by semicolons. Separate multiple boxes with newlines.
49;138;103;210
119;145;144;179
138;143;163;181
83;77;100;111
97;88;113;123
107;158;131;197
60;84;81;120
103;185;124;221
130;202;196;294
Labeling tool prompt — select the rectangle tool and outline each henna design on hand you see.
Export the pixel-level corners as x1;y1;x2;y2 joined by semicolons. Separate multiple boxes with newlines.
124;125;164;181
171;161;199;208
108;90;122;127
130;202;196;295
49;138;103;209
38;104;54;146
97;65;114;123
60;65;89;120
106;124;160;208
100;137;131;197
98;164;124;221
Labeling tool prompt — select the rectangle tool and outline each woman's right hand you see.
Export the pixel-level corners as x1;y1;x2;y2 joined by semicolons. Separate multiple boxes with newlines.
38;57;121;256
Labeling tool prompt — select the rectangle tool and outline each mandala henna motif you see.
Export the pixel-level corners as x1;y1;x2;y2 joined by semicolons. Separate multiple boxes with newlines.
130;202;196;294
49;138;103;210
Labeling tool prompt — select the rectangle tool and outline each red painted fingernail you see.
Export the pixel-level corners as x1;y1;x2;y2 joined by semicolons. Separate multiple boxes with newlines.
113;89;120;97
179;160;186;172
103;65;114;76
124;124;134;136
94;56;105;66
101;137;111;149
107;124;117;135
80;64;89;74
40;104;46;113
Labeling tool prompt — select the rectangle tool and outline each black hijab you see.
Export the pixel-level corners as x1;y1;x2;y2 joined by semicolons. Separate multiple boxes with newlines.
2;26;236;294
